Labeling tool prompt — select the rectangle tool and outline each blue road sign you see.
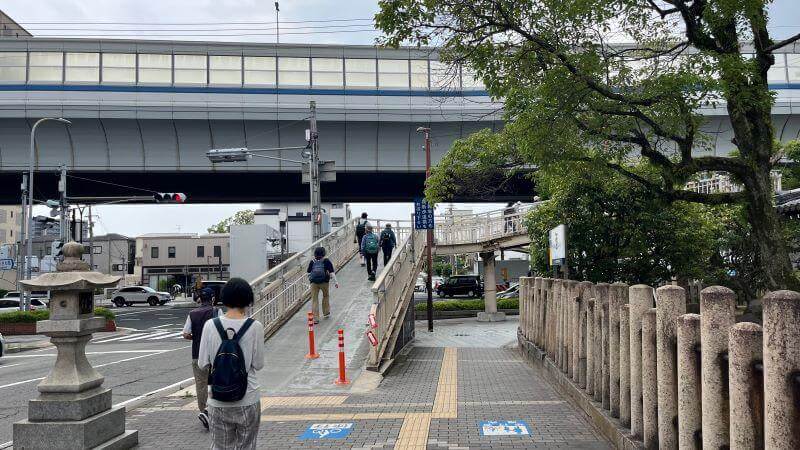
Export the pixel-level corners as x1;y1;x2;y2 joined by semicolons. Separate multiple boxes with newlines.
299;423;354;440
0;258;14;270
479;420;531;436
414;198;434;230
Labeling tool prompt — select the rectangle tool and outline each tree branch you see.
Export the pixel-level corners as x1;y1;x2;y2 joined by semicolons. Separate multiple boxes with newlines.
765;32;800;53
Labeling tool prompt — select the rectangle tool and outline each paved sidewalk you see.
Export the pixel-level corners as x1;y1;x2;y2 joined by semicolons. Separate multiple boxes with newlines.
127;324;610;449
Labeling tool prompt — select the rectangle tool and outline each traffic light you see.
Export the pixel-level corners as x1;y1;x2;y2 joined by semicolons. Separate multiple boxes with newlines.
153;193;187;203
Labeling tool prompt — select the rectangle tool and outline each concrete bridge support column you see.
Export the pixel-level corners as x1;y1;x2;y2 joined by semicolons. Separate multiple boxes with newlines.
763;290;800;449
477;251;505;322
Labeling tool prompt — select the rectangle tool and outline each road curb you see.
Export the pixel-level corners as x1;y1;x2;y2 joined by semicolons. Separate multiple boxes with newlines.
115;376;196;412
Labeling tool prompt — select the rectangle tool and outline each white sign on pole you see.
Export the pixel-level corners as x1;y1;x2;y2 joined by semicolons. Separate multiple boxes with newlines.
548;224;566;266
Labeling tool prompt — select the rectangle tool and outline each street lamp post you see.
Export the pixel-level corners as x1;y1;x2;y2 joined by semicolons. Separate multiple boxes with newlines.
23;117;71;311
416;126;434;333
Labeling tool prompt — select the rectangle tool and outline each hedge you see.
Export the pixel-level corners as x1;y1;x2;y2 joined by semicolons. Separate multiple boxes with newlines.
0;307;115;324
414;298;519;312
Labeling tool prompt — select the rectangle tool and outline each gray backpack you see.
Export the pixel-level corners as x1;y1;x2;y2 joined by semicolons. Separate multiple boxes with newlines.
309;259;328;283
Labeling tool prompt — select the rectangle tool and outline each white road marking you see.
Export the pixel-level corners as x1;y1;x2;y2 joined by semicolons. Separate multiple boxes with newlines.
116;331;172;342
117;318;141;321
92;334;143;344
0;363;22;369
149;323;176;329
147;331;183;340
0;345;190;391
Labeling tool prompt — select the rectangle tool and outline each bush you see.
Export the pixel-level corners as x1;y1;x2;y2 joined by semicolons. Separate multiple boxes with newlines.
0;307;115;323
414;297;518;311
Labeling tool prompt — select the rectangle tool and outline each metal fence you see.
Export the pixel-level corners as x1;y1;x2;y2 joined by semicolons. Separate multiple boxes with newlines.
434;204;536;246
518;278;800;449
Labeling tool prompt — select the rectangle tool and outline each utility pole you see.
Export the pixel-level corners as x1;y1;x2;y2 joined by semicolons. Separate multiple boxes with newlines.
88;204;94;270
308;101;322;242
417;127;435;333
274;2;280;44
58;165;68;243
17;174;27;311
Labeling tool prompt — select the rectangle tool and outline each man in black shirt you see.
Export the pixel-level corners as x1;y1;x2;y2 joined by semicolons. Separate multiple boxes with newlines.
182;286;218;430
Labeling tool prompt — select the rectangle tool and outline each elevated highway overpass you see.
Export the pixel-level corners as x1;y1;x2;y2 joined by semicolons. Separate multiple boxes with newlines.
1;39;800;202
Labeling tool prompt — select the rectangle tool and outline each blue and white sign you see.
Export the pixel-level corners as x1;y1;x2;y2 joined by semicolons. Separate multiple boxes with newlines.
479;420;531;436
0;258;14;270
414;198;435;230
299;423;354;440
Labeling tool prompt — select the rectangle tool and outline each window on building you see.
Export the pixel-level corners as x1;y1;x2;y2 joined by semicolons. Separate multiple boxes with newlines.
345;58;376;88
410;60;428;89
151;247;159;258
312;57;343;87
197;245;204;257
209;55;242;85
787;54;800;82
168;246;176;258
243;56;276;86
28;52;63;83
92;246;102;254
102;53;136;84
65;52;99;83
0;52;27;83
378;59;409;88
213;245;221;258
174;54;207;85
278;57;310;86
768;53;787;83
138;54;172;84
430;61;458;90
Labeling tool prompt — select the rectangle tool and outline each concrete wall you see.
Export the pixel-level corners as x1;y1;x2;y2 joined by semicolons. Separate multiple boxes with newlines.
230;224;276;282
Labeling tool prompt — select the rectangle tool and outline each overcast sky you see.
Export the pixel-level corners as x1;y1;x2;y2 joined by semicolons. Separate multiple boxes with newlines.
6;0;800;237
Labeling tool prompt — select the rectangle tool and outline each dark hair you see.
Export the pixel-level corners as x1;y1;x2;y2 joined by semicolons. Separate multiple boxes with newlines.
220;278;254;309
361;212;368;219
314;246;326;258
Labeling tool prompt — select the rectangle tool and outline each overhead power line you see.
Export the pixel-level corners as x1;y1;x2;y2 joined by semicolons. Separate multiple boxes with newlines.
31;29;380;38
23;23;376;32
17;18;374;25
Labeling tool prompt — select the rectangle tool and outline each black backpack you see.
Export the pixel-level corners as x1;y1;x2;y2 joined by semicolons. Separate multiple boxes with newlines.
356;219;367;235
309;259;328;283
208;317;254;402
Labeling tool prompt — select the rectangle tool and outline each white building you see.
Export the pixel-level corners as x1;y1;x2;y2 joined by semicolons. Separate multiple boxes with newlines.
254;203;351;254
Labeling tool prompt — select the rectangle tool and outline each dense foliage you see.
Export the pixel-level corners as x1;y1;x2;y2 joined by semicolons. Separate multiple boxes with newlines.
415;298;519;311
0;307;114;323
207;210;255;234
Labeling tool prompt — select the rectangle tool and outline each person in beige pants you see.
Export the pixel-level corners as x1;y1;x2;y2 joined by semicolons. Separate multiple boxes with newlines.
307;246;339;323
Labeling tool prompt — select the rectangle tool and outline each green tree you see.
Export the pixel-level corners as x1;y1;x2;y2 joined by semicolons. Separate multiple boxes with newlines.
207;210;255;234
526;163;722;286
376;0;800;290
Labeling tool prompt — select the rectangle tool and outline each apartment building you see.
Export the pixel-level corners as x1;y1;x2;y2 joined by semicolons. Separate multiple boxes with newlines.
135;233;230;290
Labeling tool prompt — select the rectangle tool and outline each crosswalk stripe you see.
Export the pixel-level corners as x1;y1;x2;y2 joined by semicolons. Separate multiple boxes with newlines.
117;331;172;342
93;334;139;344
148;331;183;340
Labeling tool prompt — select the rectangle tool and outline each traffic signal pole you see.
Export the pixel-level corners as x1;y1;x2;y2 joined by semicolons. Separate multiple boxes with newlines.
421;128;434;333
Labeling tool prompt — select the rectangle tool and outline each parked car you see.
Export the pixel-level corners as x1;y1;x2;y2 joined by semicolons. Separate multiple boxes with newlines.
4;291;49;305
0;297;48;313
193;281;227;305
112;286;172;307
436;275;483;298
497;283;520;299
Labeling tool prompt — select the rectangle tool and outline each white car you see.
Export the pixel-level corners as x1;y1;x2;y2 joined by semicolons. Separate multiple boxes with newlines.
0;297;48;313
111;286;172;307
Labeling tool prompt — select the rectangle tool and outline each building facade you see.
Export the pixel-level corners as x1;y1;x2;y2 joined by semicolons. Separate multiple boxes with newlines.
135;233;230;290
0;205;20;246
255;203;351;254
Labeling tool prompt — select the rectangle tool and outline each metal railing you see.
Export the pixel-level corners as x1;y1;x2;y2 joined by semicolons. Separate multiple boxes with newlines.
367;227;426;369
249;218;359;338
434;203;537;246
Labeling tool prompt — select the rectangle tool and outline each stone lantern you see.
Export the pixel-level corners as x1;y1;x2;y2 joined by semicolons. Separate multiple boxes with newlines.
13;242;138;449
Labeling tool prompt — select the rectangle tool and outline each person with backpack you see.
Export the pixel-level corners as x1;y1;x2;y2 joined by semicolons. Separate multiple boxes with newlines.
380;223;397;266
181;287;222;430
355;212;370;266
198;278;265;450
306;246;339;324
361;225;380;281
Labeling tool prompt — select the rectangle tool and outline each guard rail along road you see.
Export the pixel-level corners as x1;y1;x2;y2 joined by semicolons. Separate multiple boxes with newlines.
517;278;800;450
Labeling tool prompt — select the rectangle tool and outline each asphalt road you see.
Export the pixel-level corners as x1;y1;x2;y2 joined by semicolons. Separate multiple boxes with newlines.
0;302;198;445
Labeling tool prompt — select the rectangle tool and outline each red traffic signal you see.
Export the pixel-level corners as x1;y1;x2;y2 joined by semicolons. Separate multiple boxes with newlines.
153;193;187;203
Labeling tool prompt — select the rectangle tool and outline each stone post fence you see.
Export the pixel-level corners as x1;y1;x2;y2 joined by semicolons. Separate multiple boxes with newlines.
517;277;800;450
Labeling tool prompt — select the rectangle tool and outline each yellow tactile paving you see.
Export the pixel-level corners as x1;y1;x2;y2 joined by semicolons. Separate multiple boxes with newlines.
261;395;348;408
431;347;458;419
395;412;432;450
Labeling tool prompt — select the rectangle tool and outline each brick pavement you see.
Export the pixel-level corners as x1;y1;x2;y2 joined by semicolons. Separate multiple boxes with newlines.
127;342;610;449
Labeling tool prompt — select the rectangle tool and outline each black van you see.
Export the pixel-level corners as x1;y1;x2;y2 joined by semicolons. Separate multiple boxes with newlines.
436;275;483;298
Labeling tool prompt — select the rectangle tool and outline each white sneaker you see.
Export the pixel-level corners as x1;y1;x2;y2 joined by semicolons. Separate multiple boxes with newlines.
198;410;209;430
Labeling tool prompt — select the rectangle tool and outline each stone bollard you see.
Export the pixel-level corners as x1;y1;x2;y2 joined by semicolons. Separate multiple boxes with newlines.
577;281;593;388
762;290;800;449
520;278;530;340
655;285;686;449
642;309;659;449
619;305;631;428
728;322;763;450
629;284;653;439
12;242;138;449
609;283;627;418
572;282;584;384
566;280;579;379
547;279;556;359
594;283;610;408
586;298;596;397
700;286;735;449
677;314;702;450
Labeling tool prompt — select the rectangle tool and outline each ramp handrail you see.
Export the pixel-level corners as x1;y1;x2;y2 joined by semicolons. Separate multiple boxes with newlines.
434;203;537;246
367;228;426;369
